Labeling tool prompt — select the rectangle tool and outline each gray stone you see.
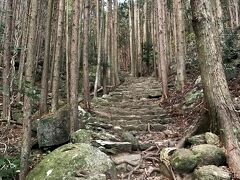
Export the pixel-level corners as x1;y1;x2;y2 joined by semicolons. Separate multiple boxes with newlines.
122;132;139;150
194;165;231;180
116;163;127;172
27;143;116;180
170;149;198;173
188;134;206;145
37;106;70;147
205;132;220;146
71;129;92;144
94;140;132;153
112;153;141;166
150;124;167;132
191;144;226;166
185;88;203;105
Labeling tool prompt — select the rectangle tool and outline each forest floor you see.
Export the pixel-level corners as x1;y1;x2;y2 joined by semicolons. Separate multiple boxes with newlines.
1;71;240;179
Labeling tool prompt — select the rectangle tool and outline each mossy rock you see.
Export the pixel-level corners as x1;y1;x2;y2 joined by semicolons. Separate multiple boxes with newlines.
122;132;139;150
170;149;198;173
205;132;220;146
185;88;203;105
27;143;116;180
187;132;220;146
194;165;231;180
191;144;226;166
188;134;206;145
71;129;93;144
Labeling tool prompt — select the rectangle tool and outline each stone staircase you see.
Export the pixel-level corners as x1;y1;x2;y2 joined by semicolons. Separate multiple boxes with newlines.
91;76;171;133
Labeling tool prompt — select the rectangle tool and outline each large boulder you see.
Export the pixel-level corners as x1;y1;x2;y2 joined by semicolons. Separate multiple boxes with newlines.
170;149;198;173
27;143;116;180
191;144;226;166
37;106;70;147
194;165;231;180
37;105;93;147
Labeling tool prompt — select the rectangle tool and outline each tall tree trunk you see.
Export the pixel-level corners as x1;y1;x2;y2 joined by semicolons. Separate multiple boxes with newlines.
51;0;64;112
175;0;186;91
40;0;53;115
157;0;168;99
2;0;13;124
113;0;119;85
103;2;109;95
65;0;70;103
136;1;142;76
191;0;240;177
83;0;90;109
69;0;80;132
19;0;37;178
94;0;103;97
129;0;136;77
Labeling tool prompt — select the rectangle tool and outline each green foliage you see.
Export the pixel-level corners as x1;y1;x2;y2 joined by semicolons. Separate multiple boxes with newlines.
0;156;20;180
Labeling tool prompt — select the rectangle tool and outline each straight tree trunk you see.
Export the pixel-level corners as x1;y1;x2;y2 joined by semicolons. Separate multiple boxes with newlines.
94;0;103;97
129;0;136;77
83;0;90;109
157;0;168;99
69;0;81;132
51;0;64;112
2;0;13;124
175;0;186;91
40;0;53;115
103;2;109;95
191;0;240;177
19;0;37;178
113;0;119;85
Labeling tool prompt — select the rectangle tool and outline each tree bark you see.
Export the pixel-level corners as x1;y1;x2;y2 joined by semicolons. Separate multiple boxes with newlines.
175;0;186;92
94;0;103;97
40;0;53;115
51;0;64;112
69;0;81;132
83;0;90;109
191;0;240;177
2;0;13;124
19;0;37;178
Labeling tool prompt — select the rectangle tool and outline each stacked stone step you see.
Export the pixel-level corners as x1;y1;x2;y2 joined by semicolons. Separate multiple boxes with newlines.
92;76;169;132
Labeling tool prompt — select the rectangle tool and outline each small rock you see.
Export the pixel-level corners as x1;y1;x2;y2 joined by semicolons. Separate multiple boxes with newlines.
191;144;226;166
170;149;198;173
194;165;231;180
139;142;154;151
150;124;167;132
116;163;127;172
205;132;220;146
123;124;148;131
95;140;132;153
122;132;139;150
71;129;92;144
112;153;141;166
188;134;206;145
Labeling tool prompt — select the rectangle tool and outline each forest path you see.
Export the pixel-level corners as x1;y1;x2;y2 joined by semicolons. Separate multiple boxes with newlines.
90;76;179;179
